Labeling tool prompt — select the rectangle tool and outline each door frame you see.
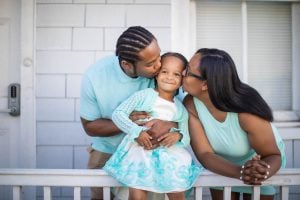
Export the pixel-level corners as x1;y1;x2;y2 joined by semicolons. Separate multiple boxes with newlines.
19;0;36;168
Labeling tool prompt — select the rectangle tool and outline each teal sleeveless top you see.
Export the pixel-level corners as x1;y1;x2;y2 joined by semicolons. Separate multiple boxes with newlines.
193;97;286;195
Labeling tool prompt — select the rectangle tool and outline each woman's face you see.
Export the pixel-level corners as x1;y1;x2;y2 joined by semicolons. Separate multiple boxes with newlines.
182;53;205;96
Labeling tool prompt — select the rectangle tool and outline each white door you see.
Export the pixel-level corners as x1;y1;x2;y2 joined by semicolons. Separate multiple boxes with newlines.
0;0;35;198
0;0;35;169
0;0;22;168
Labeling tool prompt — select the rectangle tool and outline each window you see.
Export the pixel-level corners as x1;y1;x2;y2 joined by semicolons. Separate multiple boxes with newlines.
186;0;300;122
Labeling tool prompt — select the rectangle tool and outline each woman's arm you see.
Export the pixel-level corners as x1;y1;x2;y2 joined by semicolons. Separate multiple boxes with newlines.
183;95;241;179
239;113;282;184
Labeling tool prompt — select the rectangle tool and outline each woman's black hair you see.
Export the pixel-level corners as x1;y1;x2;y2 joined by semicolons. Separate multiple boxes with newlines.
155;52;188;96
116;26;156;65
196;48;273;121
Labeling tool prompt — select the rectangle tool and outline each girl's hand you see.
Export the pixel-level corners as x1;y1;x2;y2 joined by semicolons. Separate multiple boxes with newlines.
135;131;152;150
157;132;182;147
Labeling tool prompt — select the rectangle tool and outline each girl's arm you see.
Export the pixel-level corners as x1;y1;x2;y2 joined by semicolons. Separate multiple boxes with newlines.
112;91;148;138
183;95;241;179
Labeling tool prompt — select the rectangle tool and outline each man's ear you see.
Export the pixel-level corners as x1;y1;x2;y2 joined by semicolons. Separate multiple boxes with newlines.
121;60;133;71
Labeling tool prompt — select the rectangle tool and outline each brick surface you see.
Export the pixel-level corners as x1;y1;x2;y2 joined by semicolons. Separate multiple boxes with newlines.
37;4;84;27
127;5;170;27
73;28;104;50
67;75;82;98
36;51;94;74
148;27;171;51
36;98;75;121
86;5;126;27
36;122;88;145
74;146;90;169
37;28;72;50
74;0;105;3
75;99;81;122
37;0;72;3
135;0;170;3
36;74;66;97
37;146;73;168
104;28;124;51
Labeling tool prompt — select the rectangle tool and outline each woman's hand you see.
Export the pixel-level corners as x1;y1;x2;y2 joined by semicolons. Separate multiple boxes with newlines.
240;155;270;185
157;132;182;147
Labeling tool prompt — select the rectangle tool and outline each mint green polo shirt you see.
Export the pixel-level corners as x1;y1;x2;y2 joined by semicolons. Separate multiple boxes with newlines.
80;55;155;154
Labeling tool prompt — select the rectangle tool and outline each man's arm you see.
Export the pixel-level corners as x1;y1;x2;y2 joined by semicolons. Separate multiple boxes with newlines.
81;117;121;137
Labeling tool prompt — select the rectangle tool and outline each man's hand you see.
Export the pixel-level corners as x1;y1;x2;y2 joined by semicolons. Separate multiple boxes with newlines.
129;111;150;125
144;119;177;145
158;132;182;147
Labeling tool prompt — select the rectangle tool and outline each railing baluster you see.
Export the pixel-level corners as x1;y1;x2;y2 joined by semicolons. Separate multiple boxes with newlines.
74;186;81;200
12;186;21;200
252;186;260;200
0;168;300;199
223;186;231;200
281;186;289;200
44;186;51;200
195;186;203;200
103;187;110;200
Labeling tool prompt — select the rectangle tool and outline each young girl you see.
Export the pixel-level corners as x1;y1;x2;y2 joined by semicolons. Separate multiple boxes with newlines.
103;52;202;200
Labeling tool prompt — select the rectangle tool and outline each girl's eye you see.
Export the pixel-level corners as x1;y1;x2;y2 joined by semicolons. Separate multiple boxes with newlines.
175;73;181;77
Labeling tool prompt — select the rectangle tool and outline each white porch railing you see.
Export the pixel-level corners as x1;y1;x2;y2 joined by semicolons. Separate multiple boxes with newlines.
0;168;300;200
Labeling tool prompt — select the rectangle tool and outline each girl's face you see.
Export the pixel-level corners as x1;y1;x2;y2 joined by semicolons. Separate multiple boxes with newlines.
156;56;184;94
182;53;205;96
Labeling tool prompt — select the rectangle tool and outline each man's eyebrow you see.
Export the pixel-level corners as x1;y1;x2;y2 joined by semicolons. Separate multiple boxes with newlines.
146;54;161;64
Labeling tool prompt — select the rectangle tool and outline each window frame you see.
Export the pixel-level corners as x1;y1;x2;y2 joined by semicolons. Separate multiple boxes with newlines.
172;0;300;123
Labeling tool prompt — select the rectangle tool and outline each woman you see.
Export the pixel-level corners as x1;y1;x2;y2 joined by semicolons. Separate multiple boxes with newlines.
182;48;286;200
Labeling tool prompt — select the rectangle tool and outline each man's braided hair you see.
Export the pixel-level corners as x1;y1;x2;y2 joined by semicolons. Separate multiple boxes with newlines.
116;26;156;65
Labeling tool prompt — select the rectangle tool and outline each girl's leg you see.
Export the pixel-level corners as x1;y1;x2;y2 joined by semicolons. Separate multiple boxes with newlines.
167;192;185;200
243;193;274;200
210;189;240;200
128;188;147;200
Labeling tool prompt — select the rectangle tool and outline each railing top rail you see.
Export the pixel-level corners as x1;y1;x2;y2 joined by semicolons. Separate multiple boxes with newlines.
0;168;300;187
1;168;299;175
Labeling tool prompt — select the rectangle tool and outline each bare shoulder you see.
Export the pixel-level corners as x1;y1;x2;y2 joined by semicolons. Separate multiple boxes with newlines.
183;94;193;107
183;95;198;116
238;112;268;132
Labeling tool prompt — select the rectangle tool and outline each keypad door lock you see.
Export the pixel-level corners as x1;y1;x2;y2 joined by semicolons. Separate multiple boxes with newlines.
0;83;20;116
8;83;20;116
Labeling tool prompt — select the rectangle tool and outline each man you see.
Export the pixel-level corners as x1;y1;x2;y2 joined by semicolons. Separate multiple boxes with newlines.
80;26;175;200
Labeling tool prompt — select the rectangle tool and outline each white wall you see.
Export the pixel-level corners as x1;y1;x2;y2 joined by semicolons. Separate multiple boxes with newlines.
34;1;300;199
35;1;171;199
35;0;171;167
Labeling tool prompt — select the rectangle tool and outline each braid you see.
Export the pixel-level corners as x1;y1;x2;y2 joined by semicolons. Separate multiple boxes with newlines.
116;26;156;65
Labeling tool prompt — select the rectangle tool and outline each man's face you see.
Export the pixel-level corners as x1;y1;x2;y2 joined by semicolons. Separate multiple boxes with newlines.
134;40;162;79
